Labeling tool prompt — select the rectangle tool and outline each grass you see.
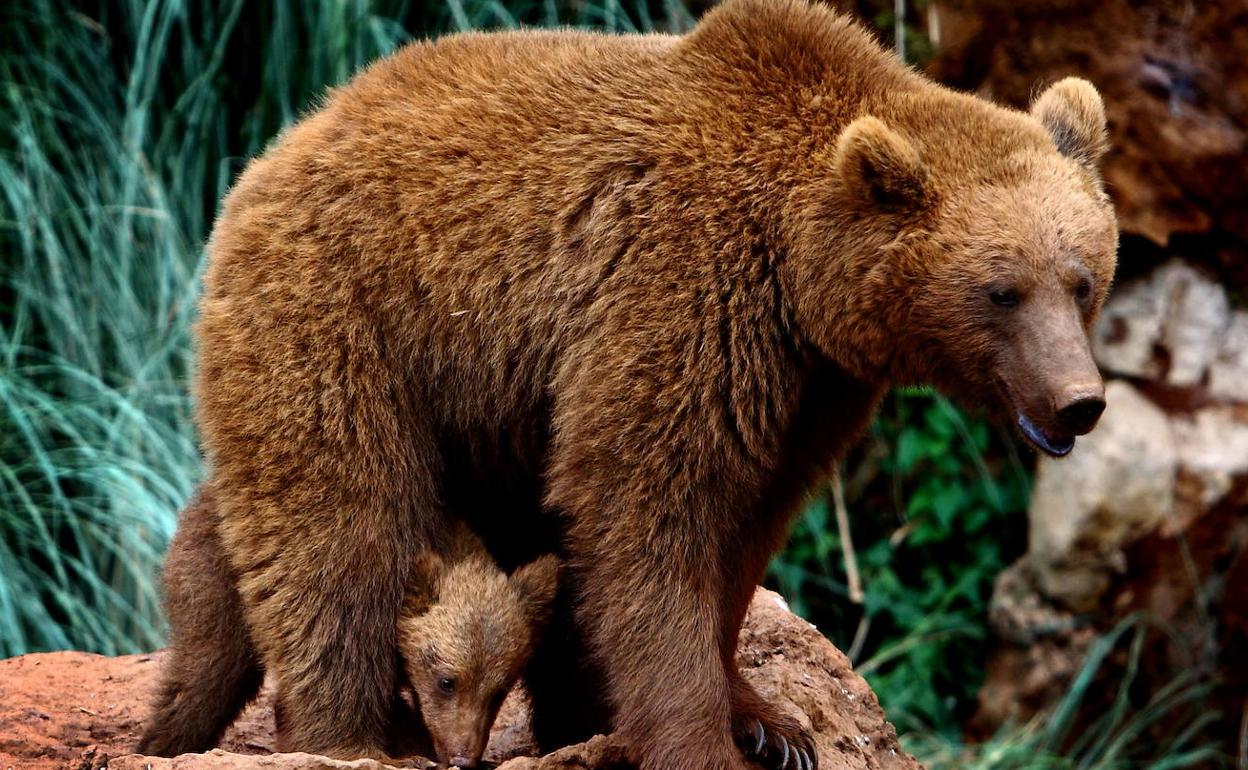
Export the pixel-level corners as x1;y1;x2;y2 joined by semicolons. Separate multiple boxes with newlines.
914;616;1227;770
0;1;1226;768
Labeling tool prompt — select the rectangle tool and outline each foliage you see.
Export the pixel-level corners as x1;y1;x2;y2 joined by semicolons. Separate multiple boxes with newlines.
770;389;1031;736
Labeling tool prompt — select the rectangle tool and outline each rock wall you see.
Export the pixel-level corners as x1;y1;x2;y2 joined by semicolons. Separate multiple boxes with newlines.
0;589;922;770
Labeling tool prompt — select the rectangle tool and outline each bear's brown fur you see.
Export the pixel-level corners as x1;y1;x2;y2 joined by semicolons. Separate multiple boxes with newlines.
192;0;1117;768
138;494;557;769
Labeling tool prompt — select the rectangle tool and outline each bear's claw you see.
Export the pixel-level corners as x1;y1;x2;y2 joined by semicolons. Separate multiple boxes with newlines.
738;717;817;770
797;746;812;770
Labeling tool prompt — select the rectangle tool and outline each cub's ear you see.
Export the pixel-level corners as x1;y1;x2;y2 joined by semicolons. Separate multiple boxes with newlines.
834;115;930;209
403;550;445;615
1030;77;1109;170
510;554;560;629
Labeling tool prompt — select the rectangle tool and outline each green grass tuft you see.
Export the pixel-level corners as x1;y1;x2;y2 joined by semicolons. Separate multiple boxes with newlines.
912;616;1229;769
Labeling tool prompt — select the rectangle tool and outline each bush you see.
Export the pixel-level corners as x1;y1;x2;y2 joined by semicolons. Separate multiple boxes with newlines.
770;389;1031;735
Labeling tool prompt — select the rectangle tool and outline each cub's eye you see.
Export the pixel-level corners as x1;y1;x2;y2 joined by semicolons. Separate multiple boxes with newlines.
988;288;1020;308
437;677;456;694
1075;279;1092;301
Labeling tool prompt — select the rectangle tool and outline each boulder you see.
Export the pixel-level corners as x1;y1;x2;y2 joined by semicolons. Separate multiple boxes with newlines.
1171;404;1248;515
1025;380;1175;612
0;589;922;770
1091;259;1232;389
1206;312;1248;404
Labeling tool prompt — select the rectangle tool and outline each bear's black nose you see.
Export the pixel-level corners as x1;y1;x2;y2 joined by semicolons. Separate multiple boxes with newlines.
1056;395;1105;435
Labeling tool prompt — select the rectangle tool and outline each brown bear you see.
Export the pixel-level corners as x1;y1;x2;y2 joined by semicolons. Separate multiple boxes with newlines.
191;0;1117;768
138;490;557;769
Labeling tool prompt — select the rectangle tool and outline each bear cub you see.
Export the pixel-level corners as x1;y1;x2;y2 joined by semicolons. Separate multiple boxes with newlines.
399;531;560;768
139;491;558;769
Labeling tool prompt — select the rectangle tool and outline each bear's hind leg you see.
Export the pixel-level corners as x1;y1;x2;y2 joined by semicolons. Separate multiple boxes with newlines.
138;489;263;756
241;493;418;759
214;405;441;759
138;647;263;756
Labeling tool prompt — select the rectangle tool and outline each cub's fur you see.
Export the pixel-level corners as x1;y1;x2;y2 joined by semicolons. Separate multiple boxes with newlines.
401;542;558;768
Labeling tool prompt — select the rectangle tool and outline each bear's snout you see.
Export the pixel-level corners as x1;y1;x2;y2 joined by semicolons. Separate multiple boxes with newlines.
1054;385;1105;436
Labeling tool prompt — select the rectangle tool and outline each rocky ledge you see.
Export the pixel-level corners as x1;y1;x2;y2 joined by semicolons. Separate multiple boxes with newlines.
0;589;921;770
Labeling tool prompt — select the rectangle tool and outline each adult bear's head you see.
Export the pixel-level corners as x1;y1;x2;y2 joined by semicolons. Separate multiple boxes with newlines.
785;78;1118;457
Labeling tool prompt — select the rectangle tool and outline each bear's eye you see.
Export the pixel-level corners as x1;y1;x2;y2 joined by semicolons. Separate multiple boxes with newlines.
437;677;456;694
1075;279;1092;301
988;288;1020;308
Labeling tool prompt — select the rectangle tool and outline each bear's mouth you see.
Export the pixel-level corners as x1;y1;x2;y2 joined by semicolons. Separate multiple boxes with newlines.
1016;412;1075;458
995;377;1076;458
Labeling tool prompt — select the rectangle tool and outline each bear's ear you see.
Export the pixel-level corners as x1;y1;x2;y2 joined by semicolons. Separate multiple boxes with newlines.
833;115;930;209
1030;77;1109;170
510;554;560;629
403;550;445;615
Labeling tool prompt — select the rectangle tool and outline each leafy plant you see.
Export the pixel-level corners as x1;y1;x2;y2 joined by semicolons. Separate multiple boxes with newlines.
770;388;1031;736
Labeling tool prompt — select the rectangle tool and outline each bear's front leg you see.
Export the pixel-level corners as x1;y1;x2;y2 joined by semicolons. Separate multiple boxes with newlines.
730;674;818;770
545;283;819;770
563;508;750;770
718;513;820;770
547;455;818;770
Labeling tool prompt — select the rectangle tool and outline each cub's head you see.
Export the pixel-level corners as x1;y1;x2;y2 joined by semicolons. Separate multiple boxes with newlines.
790;77;1118;456
398;552;559;768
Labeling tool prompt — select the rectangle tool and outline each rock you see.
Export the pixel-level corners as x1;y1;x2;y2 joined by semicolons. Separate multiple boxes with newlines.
987;561;1079;646
1207;312;1248;403
103;750;429;770
0;589;922;770
1091;259;1231;388
1171;404;1248;514
1025;380;1175;612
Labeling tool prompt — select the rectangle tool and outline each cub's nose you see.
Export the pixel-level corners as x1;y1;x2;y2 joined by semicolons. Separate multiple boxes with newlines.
1055;388;1106;435
449;756;477;769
